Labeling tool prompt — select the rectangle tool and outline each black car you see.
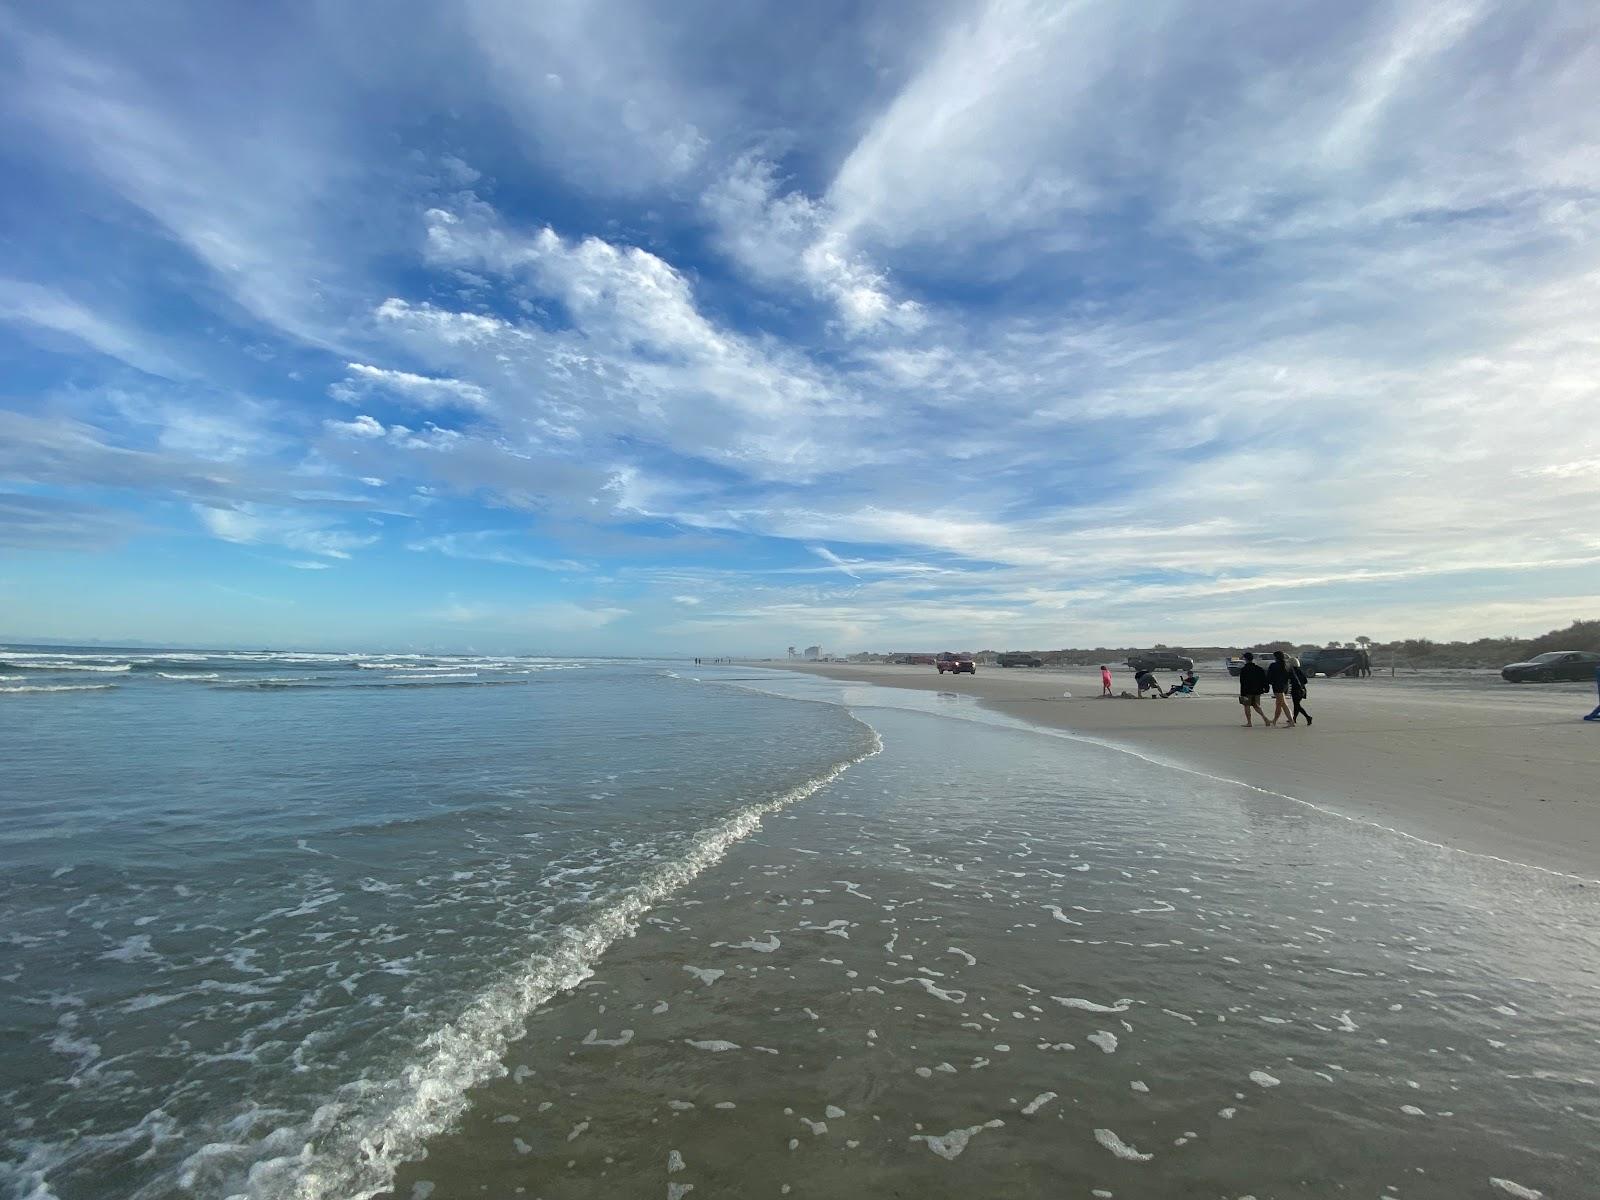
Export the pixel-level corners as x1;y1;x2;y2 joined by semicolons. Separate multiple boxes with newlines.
1127;651;1194;672
1500;650;1600;683
996;652;1043;667
1301;647;1370;678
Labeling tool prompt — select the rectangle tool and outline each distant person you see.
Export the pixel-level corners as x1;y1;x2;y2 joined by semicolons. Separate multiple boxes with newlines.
1266;651;1293;726
1237;652;1271;727
1288;656;1312;725
1135;667;1161;697
1100;665;1113;697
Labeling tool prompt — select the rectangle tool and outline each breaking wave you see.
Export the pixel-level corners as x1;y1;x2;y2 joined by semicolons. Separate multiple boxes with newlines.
228;722;881;1200
0;683;119;694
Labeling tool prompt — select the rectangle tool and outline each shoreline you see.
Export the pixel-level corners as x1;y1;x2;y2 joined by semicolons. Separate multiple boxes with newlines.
756;661;1599;882
388;675;1597;1200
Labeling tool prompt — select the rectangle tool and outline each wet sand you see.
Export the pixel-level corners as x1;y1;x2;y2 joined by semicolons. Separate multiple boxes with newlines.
765;663;1600;882
388;697;1598;1200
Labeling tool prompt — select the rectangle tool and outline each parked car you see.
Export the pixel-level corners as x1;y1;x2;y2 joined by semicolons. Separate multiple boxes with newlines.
1500;650;1600;683
1127;651;1194;672
936;652;977;675
1301;647;1370;677
996;652;1043;667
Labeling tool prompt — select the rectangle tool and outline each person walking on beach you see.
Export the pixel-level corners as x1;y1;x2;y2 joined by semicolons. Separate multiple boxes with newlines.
1266;650;1293;726
1237;652;1271;727
1288;656;1312;725
1100;665;1113;697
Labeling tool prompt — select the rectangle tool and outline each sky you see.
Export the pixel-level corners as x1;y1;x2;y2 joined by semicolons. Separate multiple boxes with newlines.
1;0;1597;655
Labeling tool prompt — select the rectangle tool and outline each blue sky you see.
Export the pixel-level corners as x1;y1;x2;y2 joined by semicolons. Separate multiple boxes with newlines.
2;0;1596;654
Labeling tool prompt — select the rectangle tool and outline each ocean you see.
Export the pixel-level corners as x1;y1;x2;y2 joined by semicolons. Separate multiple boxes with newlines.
2;649;1596;1199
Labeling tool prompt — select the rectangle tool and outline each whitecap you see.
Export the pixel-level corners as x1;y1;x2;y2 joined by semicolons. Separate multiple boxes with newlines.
911;1119;1004;1160
1;683;118;694
1094;1128;1152;1162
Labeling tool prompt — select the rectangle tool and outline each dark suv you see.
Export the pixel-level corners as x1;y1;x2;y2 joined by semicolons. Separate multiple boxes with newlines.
1126;651;1194;672
1301;648;1370;677
996;652;1043;667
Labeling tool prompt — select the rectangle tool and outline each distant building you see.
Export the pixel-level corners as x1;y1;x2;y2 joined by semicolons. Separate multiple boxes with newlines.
787;645;797;659
803;645;822;660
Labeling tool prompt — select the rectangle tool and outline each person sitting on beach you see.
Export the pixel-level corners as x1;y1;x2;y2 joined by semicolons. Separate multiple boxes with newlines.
1161;671;1198;698
1266;651;1294;726
1135;668;1162;697
1237;652;1271;727
1100;665;1113;697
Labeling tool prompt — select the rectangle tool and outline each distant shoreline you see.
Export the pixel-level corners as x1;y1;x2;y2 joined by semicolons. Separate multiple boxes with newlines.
762;660;1600;883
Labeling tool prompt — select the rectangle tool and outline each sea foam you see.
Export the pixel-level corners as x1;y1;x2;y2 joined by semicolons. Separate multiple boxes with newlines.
226;723;881;1200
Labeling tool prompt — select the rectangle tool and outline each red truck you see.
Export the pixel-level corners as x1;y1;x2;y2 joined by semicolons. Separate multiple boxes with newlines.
936;652;976;675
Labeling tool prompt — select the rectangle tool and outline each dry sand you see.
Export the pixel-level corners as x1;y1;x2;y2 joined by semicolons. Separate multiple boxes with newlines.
764;662;1600;881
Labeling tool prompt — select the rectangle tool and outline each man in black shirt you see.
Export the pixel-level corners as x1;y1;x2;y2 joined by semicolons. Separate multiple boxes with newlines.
1237;652;1270;727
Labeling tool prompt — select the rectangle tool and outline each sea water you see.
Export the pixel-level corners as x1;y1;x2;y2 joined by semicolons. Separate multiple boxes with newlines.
0;650;873;1199
4;653;1597;1200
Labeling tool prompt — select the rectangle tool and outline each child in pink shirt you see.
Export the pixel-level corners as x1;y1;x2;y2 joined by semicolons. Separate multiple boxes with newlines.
1100;665;1113;696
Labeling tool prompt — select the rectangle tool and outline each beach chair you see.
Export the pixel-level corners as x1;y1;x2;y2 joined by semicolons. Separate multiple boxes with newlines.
1163;675;1198;698
1586;667;1600;722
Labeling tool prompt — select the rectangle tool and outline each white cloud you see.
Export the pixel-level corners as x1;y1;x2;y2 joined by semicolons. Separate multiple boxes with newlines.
434;598;629;633
459;0;712;192
6;3;1598;651
331;362;491;412
325;414;387;439
194;504;378;559
407;532;586;572
322;413;463;452
397;203;884;479
6;22;358;348
0;279;181;377
703;156;924;334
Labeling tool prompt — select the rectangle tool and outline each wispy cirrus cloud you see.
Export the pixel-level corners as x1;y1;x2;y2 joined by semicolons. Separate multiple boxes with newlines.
1;0;1595;652
0;279;182;377
407;531;587;572
193;503;378;560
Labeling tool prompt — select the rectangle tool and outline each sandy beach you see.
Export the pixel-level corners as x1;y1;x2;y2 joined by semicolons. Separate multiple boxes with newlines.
763;662;1600;882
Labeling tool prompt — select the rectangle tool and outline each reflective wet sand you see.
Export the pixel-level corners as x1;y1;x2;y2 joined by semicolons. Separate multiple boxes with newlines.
390;700;1598;1200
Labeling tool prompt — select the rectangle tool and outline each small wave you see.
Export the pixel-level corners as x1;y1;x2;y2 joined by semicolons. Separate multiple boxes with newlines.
360;679;521;689
230;722;882;1200
155;672;223;681
214;678;524;692
2;660;131;673
0;683;119;694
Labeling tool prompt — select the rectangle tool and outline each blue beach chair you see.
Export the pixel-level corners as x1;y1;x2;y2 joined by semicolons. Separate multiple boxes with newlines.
1162;673;1199;698
1585;667;1600;722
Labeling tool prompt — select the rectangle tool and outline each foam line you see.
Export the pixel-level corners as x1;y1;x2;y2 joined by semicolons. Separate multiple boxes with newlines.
237;723;882;1200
